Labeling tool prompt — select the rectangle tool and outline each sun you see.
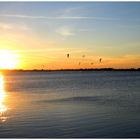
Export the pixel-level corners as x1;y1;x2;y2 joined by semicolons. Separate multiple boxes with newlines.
0;50;18;69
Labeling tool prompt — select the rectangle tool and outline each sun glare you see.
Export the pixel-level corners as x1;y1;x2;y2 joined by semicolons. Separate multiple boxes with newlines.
0;74;4;102
0;73;7;122
0;50;18;69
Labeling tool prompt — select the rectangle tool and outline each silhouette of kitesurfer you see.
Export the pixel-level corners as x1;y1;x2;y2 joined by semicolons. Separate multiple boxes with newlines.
67;54;69;58
99;58;102;63
82;55;85;58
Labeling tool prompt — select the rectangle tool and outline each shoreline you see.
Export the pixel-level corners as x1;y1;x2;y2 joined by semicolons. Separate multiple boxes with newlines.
0;68;140;72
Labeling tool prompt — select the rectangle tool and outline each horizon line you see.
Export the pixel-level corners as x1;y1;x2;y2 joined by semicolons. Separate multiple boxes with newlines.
0;68;140;72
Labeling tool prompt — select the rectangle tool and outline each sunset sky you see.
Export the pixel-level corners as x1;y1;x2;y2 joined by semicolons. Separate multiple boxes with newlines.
0;2;140;69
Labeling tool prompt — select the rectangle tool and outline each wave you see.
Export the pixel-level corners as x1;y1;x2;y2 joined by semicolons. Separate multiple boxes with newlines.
37;95;113;104
35;95;140;110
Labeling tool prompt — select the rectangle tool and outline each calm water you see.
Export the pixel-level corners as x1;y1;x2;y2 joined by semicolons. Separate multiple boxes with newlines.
0;71;140;138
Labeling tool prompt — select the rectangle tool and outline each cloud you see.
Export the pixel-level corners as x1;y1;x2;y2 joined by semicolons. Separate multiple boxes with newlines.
56;26;75;37
0;14;93;19
0;23;13;29
78;29;95;32
62;6;84;15
0;14;119;20
0;22;29;31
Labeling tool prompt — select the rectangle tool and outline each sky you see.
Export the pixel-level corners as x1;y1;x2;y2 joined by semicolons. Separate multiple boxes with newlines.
0;2;140;69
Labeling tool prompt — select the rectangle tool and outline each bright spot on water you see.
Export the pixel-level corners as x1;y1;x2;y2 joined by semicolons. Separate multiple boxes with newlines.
0;73;8;123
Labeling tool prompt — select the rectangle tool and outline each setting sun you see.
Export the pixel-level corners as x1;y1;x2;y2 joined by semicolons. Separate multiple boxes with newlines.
0;50;18;69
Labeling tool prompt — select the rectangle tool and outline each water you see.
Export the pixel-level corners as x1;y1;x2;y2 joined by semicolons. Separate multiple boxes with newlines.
0;71;140;138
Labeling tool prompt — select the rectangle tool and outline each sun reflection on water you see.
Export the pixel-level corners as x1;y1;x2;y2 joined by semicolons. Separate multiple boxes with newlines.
0;73;8;123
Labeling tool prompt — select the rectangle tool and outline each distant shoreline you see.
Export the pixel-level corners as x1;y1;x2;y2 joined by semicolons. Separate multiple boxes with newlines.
0;68;140;72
